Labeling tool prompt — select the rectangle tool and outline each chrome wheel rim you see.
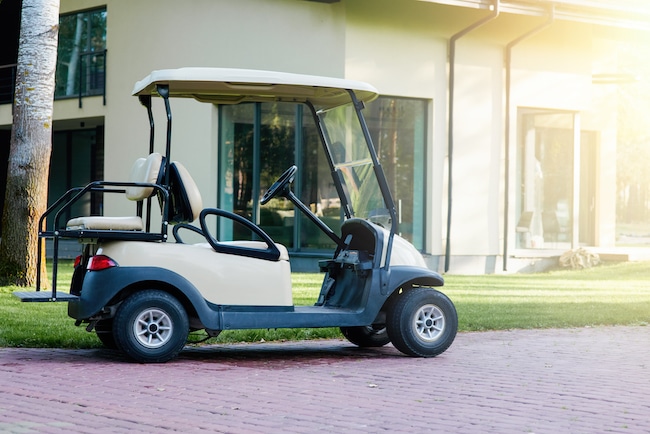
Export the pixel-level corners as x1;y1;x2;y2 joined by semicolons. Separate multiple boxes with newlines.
133;308;173;349
413;304;445;342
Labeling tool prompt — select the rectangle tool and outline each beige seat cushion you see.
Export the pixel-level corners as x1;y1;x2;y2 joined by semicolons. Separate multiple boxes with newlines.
125;153;164;200
65;153;163;232
66;216;144;231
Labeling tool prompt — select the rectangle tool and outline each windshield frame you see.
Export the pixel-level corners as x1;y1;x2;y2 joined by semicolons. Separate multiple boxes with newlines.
310;90;398;265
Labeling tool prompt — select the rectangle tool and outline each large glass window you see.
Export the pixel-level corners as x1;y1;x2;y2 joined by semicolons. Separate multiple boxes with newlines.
55;8;107;99
218;96;427;252
219;102;303;248
516;109;582;249
365;97;427;248
47;127;104;230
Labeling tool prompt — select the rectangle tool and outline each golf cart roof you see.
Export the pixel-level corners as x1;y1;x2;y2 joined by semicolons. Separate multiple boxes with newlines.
132;67;378;108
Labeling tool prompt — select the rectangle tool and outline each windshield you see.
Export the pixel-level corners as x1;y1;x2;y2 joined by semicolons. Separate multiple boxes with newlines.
318;103;390;226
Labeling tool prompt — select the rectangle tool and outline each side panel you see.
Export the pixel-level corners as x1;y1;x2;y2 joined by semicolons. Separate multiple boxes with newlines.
221;272;387;329
97;241;293;306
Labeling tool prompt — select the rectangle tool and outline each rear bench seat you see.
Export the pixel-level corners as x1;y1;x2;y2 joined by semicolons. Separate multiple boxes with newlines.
65;152;165;232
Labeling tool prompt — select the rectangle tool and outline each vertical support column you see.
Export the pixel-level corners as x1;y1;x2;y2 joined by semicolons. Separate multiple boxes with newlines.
502;6;554;270
572;112;581;249
252;103;261;225
218;106;235;241
293;105;304;252
445;0;500;272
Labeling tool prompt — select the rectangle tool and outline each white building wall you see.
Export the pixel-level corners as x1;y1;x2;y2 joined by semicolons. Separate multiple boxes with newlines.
344;0;449;257
448;41;503;259
98;0;348;216
0;0;622;273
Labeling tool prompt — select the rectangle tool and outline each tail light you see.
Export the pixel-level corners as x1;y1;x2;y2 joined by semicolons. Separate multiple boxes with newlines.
87;255;118;271
73;255;82;268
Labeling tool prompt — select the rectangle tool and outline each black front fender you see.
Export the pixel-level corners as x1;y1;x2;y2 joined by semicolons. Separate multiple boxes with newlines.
68;266;220;329
385;265;444;295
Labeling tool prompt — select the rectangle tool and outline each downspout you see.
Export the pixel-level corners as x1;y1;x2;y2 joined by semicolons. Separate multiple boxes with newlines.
502;6;554;271
445;1;500;272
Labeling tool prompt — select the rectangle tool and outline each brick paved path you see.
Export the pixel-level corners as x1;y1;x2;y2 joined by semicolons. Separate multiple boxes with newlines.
0;326;648;433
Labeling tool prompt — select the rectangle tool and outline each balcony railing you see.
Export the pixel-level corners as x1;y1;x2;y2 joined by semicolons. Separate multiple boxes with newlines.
0;49;107;108
74;50;107;108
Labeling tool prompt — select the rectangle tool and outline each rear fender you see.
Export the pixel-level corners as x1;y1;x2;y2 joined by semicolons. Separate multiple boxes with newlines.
68;266;220;329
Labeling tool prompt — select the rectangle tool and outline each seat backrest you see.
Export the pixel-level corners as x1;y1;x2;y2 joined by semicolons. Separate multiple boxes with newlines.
168;161;203;224
125;153;165;201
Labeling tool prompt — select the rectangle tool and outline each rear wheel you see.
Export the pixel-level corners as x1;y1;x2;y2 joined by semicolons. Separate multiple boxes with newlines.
113;290;189;363
340;325;391;347
386;287;457;357
95;319;117;349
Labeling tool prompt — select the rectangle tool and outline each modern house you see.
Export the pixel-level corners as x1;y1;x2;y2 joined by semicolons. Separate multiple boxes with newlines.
1;0;649;273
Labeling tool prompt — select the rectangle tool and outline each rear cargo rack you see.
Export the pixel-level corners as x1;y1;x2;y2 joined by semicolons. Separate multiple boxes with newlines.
15;88;176;303
13;291;79;302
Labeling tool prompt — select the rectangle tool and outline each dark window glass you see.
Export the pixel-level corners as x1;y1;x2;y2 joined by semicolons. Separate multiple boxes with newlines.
55;8;107;99
218;96;427;252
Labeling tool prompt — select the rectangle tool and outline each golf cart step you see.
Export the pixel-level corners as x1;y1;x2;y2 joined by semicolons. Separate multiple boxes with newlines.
13;291;79;302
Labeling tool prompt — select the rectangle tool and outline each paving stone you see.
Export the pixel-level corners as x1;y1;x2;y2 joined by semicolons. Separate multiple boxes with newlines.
0;326;648;433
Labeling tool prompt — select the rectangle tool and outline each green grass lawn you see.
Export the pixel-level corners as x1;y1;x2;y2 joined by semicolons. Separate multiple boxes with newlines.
446;262;650;331
1;260;648;348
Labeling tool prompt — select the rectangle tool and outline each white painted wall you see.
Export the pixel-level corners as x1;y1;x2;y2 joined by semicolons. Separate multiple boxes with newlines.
99;0;347;216
344;0;449;256
0;0;622;273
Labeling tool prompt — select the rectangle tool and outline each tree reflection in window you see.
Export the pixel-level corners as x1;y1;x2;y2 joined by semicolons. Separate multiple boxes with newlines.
55;8;106;98
219;97;427;252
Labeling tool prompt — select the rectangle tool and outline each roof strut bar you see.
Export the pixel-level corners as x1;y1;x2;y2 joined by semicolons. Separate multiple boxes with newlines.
139;95;155;232
156;84;173;188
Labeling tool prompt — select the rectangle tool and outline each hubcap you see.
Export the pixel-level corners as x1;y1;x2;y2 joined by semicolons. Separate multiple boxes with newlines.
133;308;173;349
413;304;445;342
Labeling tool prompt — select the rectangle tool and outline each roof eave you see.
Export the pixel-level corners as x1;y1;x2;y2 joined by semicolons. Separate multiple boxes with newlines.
418;0;650;31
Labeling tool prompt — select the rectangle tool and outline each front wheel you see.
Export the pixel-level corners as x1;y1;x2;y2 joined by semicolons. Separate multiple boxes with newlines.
113;290;189;363
386;287;457;357
340;325;391;347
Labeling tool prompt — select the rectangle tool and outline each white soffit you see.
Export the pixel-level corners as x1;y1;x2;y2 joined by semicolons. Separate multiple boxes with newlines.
418;0;650;31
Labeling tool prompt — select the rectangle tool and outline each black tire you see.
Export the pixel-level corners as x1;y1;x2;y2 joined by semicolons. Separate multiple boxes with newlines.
95;319;117;349
386;287;457;357
340;325;391;347
113;290;189;363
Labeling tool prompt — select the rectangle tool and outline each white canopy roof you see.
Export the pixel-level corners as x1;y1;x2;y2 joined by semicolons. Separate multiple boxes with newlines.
132;67;378;108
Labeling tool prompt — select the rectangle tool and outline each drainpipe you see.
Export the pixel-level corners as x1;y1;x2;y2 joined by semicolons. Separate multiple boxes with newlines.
445;0;500;273
502;6;554;271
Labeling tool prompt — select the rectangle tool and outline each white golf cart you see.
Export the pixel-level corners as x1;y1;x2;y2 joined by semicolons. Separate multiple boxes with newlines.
15;68;457;363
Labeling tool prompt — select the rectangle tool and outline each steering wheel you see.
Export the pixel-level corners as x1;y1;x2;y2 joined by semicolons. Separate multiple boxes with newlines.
260;165;297;205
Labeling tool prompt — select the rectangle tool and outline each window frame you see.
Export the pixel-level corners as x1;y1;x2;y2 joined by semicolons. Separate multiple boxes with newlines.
217;96;429;253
